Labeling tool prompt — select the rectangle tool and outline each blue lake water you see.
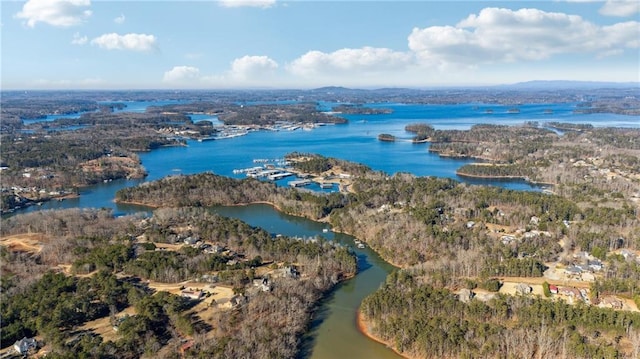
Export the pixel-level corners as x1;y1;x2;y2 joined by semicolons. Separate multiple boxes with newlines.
17;100;640;215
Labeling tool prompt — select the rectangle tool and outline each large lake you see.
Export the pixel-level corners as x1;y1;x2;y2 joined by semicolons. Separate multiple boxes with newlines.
12;100;639;358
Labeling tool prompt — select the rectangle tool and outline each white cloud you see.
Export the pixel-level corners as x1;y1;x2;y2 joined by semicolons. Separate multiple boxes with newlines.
114;14;125;24
229;55;278;80
90;33;157;52
288;47;413;77
600;0;640;17
71;32;88;45
162;57;278;87
15;0;92;28
408;7;639;66
163;66;201;83
218;0;275;8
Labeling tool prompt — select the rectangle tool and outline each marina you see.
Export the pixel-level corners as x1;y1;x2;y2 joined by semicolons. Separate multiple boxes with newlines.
197;129;249;141
288;179;312;187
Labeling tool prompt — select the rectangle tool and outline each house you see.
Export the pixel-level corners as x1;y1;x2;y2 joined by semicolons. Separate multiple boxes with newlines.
112;315;130;332
619;249;637;262
560;287;582;300
587;260;603;272
183;236;199;245
282;265;300;278
549;284;558;294
230;295;247;308
181;290;204;300
564;266;582;276
600;296;623;310
253;277;271;292
457;288;474;303
466;221;475;229
14;337;37;355
516;283;532;295
204;244;224;254
501;235;516;245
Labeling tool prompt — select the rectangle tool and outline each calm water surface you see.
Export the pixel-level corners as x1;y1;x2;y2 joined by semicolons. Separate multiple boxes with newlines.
212;204;401;359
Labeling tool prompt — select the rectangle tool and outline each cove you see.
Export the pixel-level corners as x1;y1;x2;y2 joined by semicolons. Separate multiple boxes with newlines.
212;203;401;359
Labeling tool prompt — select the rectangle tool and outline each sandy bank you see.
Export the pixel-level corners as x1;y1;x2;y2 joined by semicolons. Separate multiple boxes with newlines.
356;311;411;359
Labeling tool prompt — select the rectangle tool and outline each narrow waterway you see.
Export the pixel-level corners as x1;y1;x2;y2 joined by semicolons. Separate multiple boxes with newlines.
212;204;402;359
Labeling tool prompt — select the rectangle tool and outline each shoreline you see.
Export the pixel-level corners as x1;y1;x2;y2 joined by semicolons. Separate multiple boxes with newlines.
356;311;410;359
455;171;556;187
117;197;408;268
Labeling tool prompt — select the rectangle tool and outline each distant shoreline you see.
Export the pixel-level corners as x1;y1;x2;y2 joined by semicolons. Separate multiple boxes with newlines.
455;171;555;187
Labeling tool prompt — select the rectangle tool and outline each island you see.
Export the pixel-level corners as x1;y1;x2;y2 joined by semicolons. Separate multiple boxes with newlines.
378;133;396;142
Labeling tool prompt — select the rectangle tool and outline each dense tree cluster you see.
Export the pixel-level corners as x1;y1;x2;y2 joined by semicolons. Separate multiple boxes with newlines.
1;271;139;350
116;173;284;208
1;206;356;358
361;270;640;359
332;104;393;114
217;103;347;125
378;133;396;142
456;163;535;179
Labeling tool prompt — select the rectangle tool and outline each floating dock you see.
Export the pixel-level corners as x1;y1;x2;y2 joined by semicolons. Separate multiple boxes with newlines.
288;179;312;187
268;172;294;181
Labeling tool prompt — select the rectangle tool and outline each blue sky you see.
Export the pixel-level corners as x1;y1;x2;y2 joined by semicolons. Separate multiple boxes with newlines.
1;0;639;89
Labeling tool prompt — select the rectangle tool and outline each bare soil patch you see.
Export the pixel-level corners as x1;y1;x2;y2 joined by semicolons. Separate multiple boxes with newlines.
0;233;48;253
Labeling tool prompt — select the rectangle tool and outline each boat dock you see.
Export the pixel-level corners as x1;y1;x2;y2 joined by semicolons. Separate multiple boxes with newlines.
288;179;312;187
233;165;295;181
268;172;294;180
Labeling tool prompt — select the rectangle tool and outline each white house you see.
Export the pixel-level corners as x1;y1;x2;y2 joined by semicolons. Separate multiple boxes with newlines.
14;337;37;355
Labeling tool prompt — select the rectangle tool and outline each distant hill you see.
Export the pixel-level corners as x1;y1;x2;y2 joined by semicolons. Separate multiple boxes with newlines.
310;86;364;93
312;81;638;92
498;80;639;89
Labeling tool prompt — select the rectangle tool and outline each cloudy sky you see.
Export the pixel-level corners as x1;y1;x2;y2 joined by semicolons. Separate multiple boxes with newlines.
2;0;639;89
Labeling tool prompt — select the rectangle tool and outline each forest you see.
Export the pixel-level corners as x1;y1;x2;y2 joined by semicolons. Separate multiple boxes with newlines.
361;270;640;359
1;207;356;358
0;111;190;213
216;103;347;126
